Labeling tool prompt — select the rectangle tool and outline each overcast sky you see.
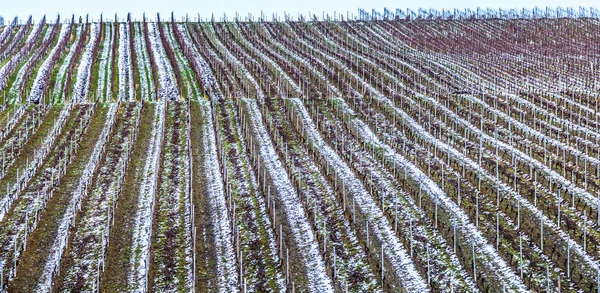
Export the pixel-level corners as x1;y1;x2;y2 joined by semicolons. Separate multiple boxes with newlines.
2;0;599;22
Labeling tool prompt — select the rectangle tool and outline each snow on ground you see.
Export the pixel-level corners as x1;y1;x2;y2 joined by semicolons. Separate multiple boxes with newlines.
205;25;265;102
163;24;200;98
96;23;113;102
147;23;179;100
59;104;139;291
51;25;83;102
71;23;100;102
175;25;220;101
35;103;117;292
401;93;600;283
8;27;53;102
133;22;154;101
264;24;346;97
129;101;165;292
244;98;335;293
0;20;16;44
0;19;45;92
118;24;134;101
325;97;478;292
231;22;302;97
28;24;71;103
0;104;72;222
420;94;600;223
289;98;429;292
199;101;239;292
348;110;528;292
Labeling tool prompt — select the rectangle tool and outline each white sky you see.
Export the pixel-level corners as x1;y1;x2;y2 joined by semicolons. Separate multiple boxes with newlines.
1;0;599;22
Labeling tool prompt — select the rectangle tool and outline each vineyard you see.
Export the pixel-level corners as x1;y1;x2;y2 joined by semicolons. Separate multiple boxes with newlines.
0;8;600;293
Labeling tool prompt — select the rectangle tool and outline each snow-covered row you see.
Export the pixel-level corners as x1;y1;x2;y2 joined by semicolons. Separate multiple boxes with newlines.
7;27;53;103
59;104;140;292
279;22;382;98
371;20;600;145
221;100;288;291
278;23;595;280
118;23;134;101
242;98;334;293
231;23;302;96
540;91;600;124
263;100;382;291
0;104;28;144
223;24;400;291
459;93;600;170
177;23;288;287
0;19;32;59
216;24;384;289
264;21;600;286
184;29;237;98
376;91;600;288
0;19;16;45
258;23;343;96
322;97;479;292
0;105;73;222
307;23;408;95
503;92;600;145
147;23;178;100
199;101;239;292
51;25;83;102
174;104;194;291
0;106;88;287
71;23;100;102
418;94;600;223
150;103;194;292
96;23;113;102
288;98;428;292
133;23;154;101
28;24;71;103
0;107;47;183
128;101;165;292
323;96;530;291
204;25;265;102
175;24;221;100
35;103;117;292
415;44;600;144
335;22;480;99
399;93;600;283
359;25;445;95
0;18;43;92
163;24;200;97
21;19;41;46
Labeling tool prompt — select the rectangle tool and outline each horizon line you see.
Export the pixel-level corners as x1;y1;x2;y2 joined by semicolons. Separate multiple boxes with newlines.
1;5;599;25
